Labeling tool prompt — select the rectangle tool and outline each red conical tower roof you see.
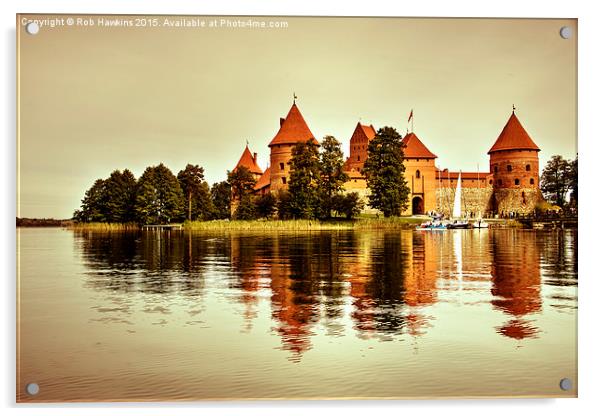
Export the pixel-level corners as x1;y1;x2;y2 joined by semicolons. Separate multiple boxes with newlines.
402;132;437;159
234;145;263;175
488;112;540;154
268;103;318;147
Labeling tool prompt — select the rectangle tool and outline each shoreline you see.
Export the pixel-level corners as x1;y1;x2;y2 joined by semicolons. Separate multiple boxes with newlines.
31;217;534;231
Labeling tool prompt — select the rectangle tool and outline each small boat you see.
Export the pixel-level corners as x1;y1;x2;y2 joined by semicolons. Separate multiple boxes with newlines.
447;220;471;229
416;220;448;230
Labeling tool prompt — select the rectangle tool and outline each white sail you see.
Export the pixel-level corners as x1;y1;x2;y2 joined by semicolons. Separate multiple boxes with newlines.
452;171;462;218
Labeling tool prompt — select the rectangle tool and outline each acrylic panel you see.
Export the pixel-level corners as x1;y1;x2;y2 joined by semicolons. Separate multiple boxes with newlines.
16;15;578;402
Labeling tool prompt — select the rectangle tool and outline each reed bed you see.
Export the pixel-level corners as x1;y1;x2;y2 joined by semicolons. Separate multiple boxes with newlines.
67;222;141;231
185;217;425;231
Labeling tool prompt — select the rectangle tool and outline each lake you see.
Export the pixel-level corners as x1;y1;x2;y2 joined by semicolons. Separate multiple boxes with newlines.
17;227;577;401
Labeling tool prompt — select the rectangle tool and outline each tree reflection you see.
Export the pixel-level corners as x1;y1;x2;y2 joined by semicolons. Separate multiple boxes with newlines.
76;228;561;361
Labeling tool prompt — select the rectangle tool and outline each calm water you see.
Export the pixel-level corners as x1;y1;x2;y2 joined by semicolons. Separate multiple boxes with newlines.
17;227;577;401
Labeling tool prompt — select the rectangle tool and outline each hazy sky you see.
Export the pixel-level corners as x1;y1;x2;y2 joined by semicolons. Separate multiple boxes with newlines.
18;16;577;218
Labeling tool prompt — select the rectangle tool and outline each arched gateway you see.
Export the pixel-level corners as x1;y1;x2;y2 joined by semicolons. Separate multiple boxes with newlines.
412;196;424;215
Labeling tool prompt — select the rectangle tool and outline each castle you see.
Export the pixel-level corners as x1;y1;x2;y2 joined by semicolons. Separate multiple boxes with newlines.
232;100;543;217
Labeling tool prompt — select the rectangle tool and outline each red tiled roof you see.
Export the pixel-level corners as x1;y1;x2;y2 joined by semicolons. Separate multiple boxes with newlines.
254;165;271;190
359;123;376;140
234;145;263;175
402;132;437;159
488;112;540;154
269;103;318;146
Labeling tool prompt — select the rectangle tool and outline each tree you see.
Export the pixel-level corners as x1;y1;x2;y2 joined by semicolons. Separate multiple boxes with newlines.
177;164;206;221
134;164;185;224
569;157;578;206
104;169;137;223
288;139;320;219
234;195;257;220
318;136;349;219
332;192;365;219
210;181;231;219
228;166;256;200
255;193;277;219
541;155;571;207
362;126;410;217
194;181;216;220
228;166;257;219
275;190;293;220
74;178;108;222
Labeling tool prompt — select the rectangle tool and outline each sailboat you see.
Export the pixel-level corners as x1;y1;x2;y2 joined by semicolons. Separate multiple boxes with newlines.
447;172;470;229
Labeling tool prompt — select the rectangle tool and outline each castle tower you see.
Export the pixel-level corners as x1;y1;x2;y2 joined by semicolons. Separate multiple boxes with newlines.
488;110;542;215
231;144;264;216
401;132;438;215
268;102;319;191
343;122;376;174
233;144;264;181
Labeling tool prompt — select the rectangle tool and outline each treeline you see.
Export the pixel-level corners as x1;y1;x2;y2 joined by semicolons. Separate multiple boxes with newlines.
74;126;411;224
73;164;231;224
17;218;72;227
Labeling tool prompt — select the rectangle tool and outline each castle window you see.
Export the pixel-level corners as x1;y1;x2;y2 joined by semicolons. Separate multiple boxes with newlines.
357;156;360;161
526;164;531;171
279;162;285;171
415;170;421;179
282;177;286;184
494;165;498;173
515;179;520;185
507;165;512;172
489;179;493;185
497;179;502;186
530;178;535;185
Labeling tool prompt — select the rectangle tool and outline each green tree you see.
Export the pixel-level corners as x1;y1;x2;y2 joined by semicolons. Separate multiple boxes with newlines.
134;164;185;224
74;178;108;222
318;135;349;219
288;138;320;219
228;166;256;201
541;155;571;207
210;181;231;219
275;190;293;220
569;156;578;206
177;164;206;221
332;192;365;219
255;193;277;219
228;166;257;219
104;169;137;223
362;126;409;217
234;195;257;220
194;181;216;220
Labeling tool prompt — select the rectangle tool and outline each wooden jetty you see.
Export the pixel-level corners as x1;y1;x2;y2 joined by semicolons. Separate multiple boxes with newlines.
516;214;577;229
141;224;183;230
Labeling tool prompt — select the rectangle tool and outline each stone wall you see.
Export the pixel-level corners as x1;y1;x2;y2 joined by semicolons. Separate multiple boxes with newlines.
436;186;494;218
492;188;544;215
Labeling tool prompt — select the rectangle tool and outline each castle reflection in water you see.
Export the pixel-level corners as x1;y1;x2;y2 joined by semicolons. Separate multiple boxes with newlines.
76;229;577;362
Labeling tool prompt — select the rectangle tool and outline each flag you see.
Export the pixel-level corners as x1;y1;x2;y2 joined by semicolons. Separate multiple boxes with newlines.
408;109;413;122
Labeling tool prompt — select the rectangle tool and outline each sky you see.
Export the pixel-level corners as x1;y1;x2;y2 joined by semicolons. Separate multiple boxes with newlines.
17;16;577;219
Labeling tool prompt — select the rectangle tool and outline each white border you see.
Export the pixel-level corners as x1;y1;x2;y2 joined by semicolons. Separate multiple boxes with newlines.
4;1;600;415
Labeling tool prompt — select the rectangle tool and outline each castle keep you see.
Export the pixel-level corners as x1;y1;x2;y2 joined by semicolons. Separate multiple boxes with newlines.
232;101;543;216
